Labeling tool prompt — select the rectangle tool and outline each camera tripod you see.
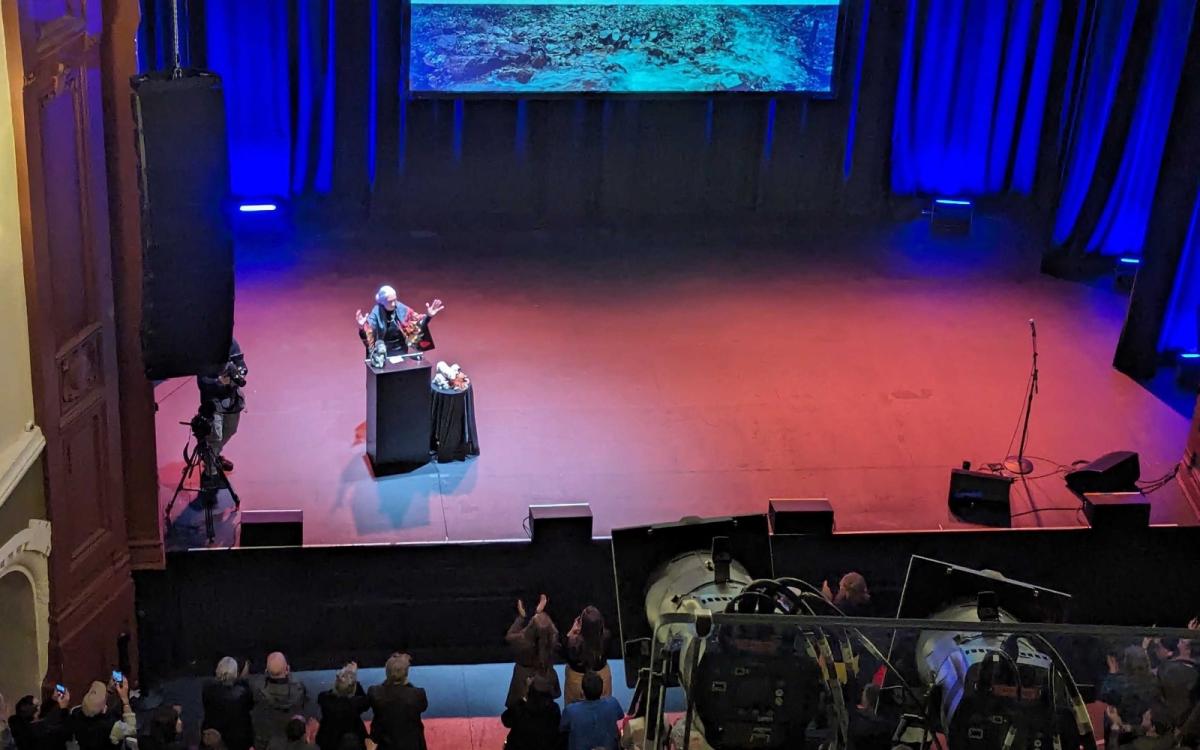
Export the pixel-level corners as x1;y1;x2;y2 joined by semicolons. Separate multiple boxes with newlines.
163;417;240;543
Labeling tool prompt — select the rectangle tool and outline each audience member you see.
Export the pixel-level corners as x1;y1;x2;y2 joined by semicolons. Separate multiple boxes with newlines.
250;653;308;750
367;653;428;750
30;684;71;750
822;572;872;617
140;706;183;750
266;717;315;750
1;694;13;750
71;680;134;750
1107;704;1179;750
200;728;228;750
202;657;254;750
7;695;36;750
1102;645;1164;740
500;675;562;750
1157;638;1199;726
565;605;612;705
505;594;561;708
315;663;369;750
559;671;623;750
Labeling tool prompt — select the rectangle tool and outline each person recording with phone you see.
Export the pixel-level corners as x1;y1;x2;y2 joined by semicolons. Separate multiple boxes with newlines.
70;675;136;750
30;684;71;750
197;338;248;474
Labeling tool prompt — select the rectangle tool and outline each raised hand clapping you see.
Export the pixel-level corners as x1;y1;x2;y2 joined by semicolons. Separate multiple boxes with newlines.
355;309;369;327
426;299;445;317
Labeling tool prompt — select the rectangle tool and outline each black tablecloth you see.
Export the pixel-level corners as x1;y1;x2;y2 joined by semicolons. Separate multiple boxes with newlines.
430;383;480;462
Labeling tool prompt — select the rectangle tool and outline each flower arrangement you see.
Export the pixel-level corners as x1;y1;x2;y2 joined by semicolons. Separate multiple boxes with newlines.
433;361;470;391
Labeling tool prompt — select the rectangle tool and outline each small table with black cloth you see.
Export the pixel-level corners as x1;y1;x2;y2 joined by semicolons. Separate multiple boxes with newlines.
430;382;479;462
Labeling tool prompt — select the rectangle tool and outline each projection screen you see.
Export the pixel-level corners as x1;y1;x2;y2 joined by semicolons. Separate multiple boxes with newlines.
408;0;841;94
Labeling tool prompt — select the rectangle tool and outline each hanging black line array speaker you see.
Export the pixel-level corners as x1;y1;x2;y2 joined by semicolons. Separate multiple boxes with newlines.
132;70;234;380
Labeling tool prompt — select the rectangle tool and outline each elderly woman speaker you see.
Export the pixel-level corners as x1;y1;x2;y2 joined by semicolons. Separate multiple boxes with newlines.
355;285;444;363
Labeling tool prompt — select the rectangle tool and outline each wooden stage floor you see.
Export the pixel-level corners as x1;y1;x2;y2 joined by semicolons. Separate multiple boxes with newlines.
155;215;1197;548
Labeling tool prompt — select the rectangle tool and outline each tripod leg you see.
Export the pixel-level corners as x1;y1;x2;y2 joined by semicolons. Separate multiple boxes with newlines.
214;464;239;508
164;447;201;535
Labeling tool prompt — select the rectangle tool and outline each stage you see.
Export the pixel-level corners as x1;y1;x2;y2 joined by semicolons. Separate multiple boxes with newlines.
154;212;1197;548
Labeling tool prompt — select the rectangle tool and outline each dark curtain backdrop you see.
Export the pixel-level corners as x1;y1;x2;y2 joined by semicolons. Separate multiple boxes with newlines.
137;0;906;224
890;0;1062;197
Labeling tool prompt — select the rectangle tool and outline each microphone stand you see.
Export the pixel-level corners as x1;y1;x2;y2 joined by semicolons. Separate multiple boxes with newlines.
1005;320;1038;475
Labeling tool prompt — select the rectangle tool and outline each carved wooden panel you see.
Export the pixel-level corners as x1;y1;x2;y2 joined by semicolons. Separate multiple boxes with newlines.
14;0;135;690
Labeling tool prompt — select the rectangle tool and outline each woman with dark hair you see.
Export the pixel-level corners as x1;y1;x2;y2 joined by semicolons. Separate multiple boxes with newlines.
564;606;612;705
505;594;562;709
315;663;370;750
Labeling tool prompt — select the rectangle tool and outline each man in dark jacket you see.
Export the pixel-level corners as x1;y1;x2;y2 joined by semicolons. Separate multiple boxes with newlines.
367;653;428;750
250;653;308;750
202;657;254;750
196;338;247;473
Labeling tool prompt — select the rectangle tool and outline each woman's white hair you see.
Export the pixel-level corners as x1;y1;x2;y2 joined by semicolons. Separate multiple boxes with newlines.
375;285;396;306
215;656;239;685
333;663;358;697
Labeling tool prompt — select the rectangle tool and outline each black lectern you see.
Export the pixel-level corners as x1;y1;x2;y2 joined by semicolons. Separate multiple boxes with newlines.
366;358;432;471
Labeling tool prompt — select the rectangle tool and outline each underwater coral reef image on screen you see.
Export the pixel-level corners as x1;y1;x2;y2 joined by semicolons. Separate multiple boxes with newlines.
408;0;840;94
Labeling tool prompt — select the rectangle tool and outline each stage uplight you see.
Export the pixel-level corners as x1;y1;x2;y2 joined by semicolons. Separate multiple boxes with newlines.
1114;256;1140;292
1178;351;1200;390
238;202;278;213
931;197;973;234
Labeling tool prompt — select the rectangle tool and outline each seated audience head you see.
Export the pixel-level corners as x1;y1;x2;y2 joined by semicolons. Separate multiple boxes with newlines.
837;572;870;607
527;674;556;703
15;694;37;719
385;652;412;685
1123;644;1152;676
582;671;603;702
215;656;240;685
527;612;559;670
285;716;306;743
81;681;108;717
201;729;225;750
1142;704;1175;737
333;663;358;697
375;286;397;311
266;652;290;679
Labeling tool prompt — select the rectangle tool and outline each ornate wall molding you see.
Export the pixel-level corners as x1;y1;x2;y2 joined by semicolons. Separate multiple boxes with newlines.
0;424;46;511
0;519;53;689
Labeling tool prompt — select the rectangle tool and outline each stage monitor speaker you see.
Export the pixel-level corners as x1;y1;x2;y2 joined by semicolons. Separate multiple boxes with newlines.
948;469;1013;527
1083;492;1150;531
769;498;834;534
528;503;592;544
239;509;304;547
1065;451;1140;495
132;70;234;380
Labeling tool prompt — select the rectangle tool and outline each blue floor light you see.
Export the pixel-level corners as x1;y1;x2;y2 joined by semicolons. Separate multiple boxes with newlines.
1178;351;1200;390
238;202;278;213
931;198;973;234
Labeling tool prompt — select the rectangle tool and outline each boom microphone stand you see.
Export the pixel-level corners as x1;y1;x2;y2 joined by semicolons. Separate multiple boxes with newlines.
1004;319;1039;475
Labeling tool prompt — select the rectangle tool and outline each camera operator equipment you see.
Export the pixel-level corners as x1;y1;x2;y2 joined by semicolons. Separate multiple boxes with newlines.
163;409;240;543
198;338;247;472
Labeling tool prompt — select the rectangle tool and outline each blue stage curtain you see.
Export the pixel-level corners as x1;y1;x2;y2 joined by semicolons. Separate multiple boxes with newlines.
1080;0;1197;256
891;0;1060;196
204;0;293;199
1157;187;1200;353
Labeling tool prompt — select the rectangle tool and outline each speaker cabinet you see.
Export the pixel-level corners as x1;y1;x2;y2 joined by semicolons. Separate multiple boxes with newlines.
931;200;973;234
1065;451;1140;494
769;498;834;534
528;504;592;543
239;509;304;547
132;70;234;379
948;469;1013;527
1083;492;1150;530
